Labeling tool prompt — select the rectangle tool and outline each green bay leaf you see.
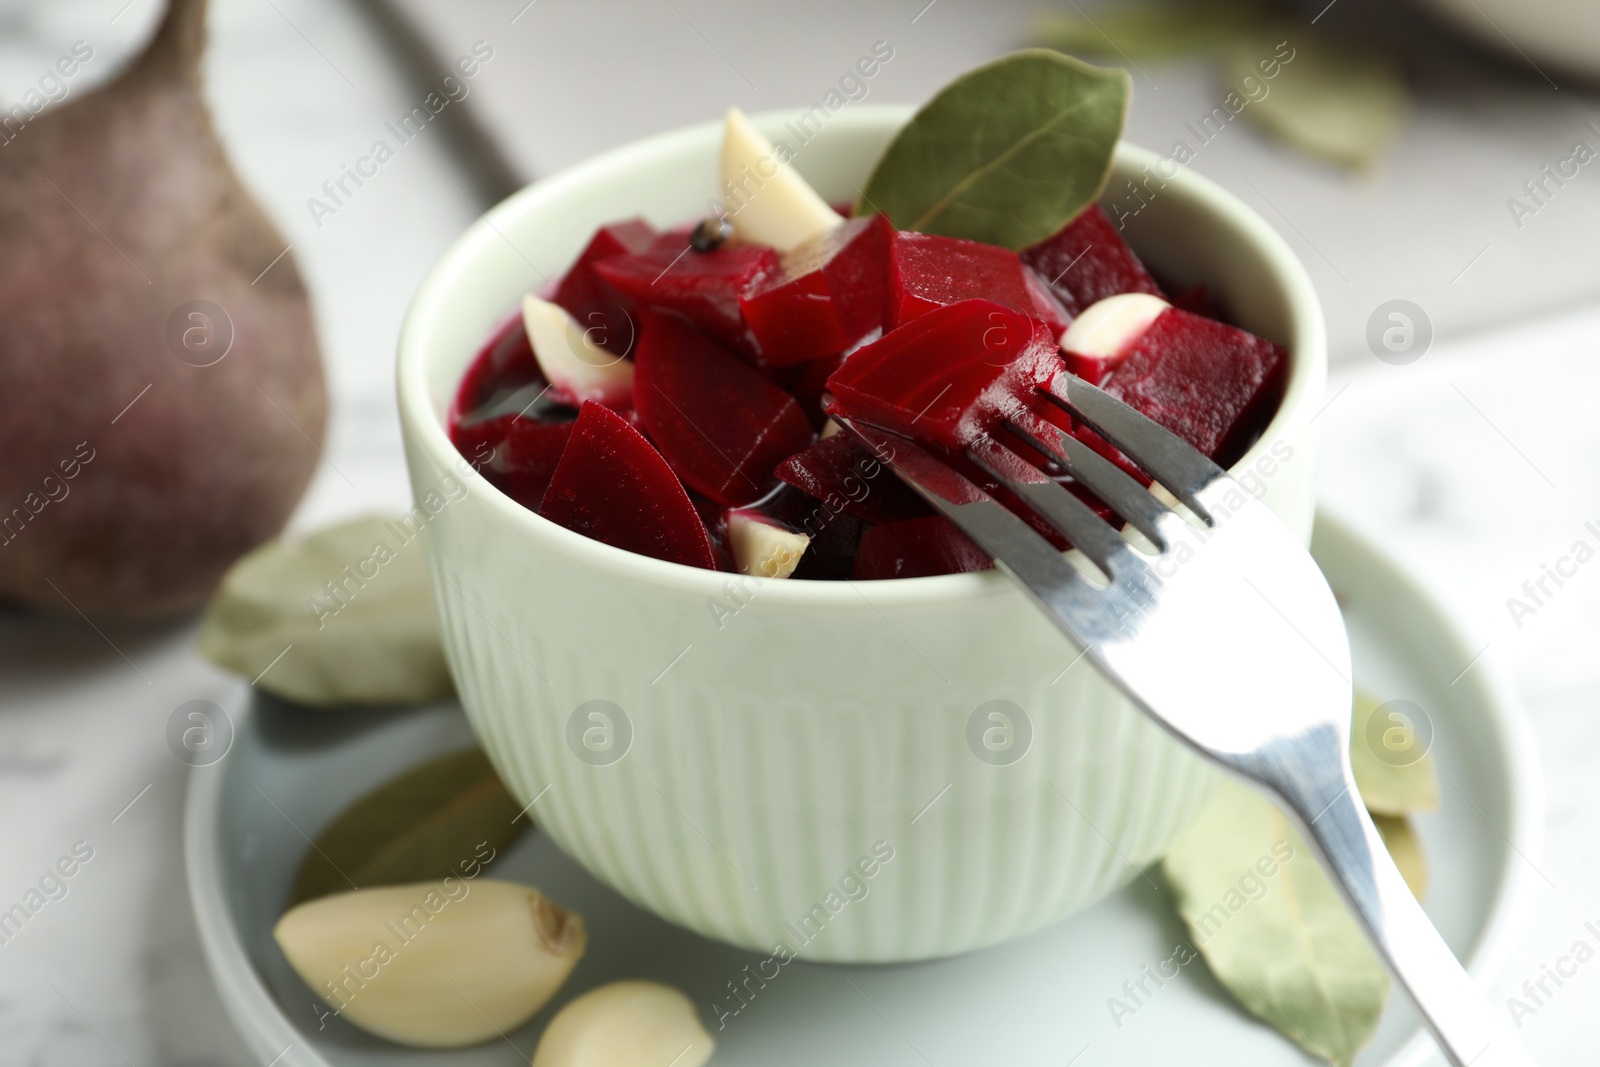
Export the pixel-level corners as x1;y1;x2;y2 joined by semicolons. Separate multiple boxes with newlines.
197;514;453;708
289;747;527;906
1163;780;1389;1067
856;49;1130;250
1222;34;1407;169
1373;813;1429;901
1036;0;1274;61
1350;689;1440;816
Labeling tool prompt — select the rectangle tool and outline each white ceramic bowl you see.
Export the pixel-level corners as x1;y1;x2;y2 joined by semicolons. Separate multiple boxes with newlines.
396;105;1326;962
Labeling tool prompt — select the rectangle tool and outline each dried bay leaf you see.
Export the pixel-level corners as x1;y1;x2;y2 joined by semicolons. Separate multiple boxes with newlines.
289;748;528;906
1036;0;1274;61
1350;689;1440;816
856;49;1129;250
1222;34;1407;169
197;514;453;707
1373;813;1429;901
1163;780;1389;1067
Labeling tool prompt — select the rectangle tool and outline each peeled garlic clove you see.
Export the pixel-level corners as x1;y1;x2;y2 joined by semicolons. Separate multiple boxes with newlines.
274;879;584;1048
720;107;841;252
728;510;809;578
522;294;634;407
1059;292;1169;361
533;981;714;1067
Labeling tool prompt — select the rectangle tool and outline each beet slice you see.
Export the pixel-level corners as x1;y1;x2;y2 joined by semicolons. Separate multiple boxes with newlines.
739;215;892;365
1100;308;1287;463
453;312;542;420
539;401;718;569
1021;204;1164;318
450;411;516;478
825;300;1064;450
594;233;778;359
775;433;929;524
631;310;815;507
887;231;1069;332
551;218;656;355
492;418;574;511
851;516;992;580
783;352;849;430
1172;283;1214;318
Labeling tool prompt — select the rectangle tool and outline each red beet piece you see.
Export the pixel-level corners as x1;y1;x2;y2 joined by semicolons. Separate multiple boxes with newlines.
539;401;718;569
594;233;779;359
783;352;848;430
451;412;514;476
1021;204;1163;318
739;215;892;365
633;310;815;507
453;313;542;419
887;231;1069;332
826;300;1064;449
851;516;991;580
1100;308;1287;462
775;434;929;524
552;219;656;355
1172;283;1214;318
492;418;574;510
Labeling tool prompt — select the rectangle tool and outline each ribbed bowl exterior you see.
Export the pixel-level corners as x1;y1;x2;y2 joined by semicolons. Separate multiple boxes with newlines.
397;108;1325;961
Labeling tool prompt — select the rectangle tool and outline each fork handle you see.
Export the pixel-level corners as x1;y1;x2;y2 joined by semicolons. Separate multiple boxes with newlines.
1267;762;1535;1067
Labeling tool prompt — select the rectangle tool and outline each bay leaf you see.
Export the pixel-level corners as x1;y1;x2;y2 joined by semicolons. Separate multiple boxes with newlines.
1350;689;1440;816
1035;0;1273;61
1163;780;1389;1067
855;49;1129;250
1221;34;1407;169
1373;813;1429;901
197;514;453;708
289;747;528;905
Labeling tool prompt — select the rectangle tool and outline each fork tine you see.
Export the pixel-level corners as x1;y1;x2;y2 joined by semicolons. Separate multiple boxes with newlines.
1004;410;1174;550
963;432;1138;580
1041;374;1226;520
830;414;1118;624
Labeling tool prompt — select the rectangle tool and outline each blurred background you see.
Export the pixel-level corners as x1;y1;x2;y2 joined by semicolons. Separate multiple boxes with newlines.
1;0;1598;1061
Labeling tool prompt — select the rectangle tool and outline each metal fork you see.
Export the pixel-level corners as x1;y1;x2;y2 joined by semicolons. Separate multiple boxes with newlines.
831;375;1534;1067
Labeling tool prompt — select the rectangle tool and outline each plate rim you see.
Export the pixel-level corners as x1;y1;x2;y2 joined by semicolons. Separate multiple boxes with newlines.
184;506;1544;1067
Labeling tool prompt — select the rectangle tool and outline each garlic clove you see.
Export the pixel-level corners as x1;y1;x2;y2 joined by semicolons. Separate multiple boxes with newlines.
728;510;809;578
1059;292;1170;361
523;294;635;407
532;980;714;1067
274;879;585;1048
720;107;842;252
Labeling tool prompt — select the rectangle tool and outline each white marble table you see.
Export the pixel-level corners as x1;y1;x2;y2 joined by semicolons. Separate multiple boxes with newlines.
1;0;1598;1063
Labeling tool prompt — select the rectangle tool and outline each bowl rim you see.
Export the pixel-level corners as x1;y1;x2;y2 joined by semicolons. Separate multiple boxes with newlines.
396;104;1327;608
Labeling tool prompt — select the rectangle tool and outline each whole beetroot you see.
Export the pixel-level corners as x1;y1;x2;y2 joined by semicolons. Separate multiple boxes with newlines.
0;0;326;620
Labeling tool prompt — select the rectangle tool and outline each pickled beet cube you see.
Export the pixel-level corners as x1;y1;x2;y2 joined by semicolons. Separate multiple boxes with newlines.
552;219;656;354
453;313;542;419
633;310;815;507
887;232;1069;332
594;233;779;359
826;300;1064;449
851;516;991;580
739;215;892;365
782;352;848;430
492;418;574;510
1101;308;1287;462
1021;204;1163;317
775;433;929;524
539;401;718;570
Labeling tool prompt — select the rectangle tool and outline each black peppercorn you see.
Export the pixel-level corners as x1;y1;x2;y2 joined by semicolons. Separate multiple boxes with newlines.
690;216;733;252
